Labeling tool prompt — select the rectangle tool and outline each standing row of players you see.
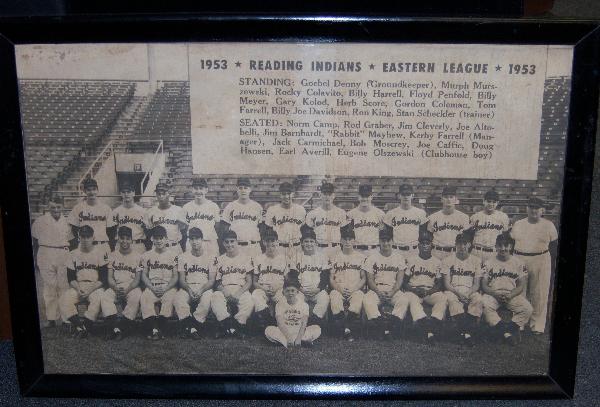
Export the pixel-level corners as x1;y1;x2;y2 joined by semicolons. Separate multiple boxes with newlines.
32;176;558;343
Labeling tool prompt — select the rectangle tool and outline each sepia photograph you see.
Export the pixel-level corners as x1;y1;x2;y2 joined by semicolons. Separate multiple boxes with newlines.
15;42;571;377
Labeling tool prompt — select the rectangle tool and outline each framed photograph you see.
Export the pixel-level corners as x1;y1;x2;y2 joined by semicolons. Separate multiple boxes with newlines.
0;16;598;399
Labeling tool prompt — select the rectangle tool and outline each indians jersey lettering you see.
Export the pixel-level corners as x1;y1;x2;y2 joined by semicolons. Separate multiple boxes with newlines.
265;203;306;243
483;256;527;293
364;252;407;288
182;200;220;241
441;254;482;289
222;200;263;242
145;205;185;245
66;247;109;282
427;210;470;247
68;200;112;242
214;253;253;287
178;251;213;286
109;204;147;241
510;218;558;253
305;206;348;244
139;249;178;288
330;251;366;288
383;206;427;246
109;250;140;286
470;210;510;248
253;253;288;289
405;255;442;290
347;207;384;245
291;252;331;292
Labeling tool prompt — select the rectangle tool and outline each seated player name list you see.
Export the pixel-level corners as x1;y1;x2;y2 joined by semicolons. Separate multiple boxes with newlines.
190;43;571;179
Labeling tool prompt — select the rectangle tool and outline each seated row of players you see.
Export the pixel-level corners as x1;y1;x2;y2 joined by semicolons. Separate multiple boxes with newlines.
33;176;557;338
58;221;533;347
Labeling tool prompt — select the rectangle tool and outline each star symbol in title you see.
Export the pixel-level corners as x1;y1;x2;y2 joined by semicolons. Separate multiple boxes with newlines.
495;64;502;71
369;63;375;70
235;61;242;68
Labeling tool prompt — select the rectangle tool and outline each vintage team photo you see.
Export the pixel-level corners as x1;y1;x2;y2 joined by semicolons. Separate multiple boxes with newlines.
17;43;568;376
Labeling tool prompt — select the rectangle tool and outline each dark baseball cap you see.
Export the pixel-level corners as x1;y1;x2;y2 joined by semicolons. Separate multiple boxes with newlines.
484;190;500;201
300;224;317;241
262;228;279;242
527;196;545;208
321;182;335;194
155;183;169;193
340;224;355;239
82;178;98;190
379;227;393;241
120;182;134;192
442;186;457;197
398;184;413;195
237;178;251;187
222;230;238;240
117;226;133;238
283;272;301;290
455;233;470;244
151;226;168;239
192;178;208;188
78;225;95;238
419;230;434;243
358;184;373;197
188;227;204;239
279;182;294;193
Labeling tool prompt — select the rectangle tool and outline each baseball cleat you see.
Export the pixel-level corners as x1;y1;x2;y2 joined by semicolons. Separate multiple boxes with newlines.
462;333;475;347
74;327;88;339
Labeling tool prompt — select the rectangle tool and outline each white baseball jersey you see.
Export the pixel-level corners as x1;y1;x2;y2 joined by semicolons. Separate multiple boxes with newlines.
364;251;407;290
31;212;73;247
276;299;309;334
109;204;147;241
145;204;186;245
427;209;470;247
405;254;442;290
291;252;332;293
65;247;109;283
483;256;527;293
68;200;112;242
441;254;482;290
305;206;348;244
214;253;254;288
265;203;306;243
253;253;289;290
139;249;178;289
109;250;140;287
347;207;384;245
383;205;427;246
470;210;510;248
178;251;213;287
510;218;558;253
222;200;263;242
182;200;220;241
330;251;366;289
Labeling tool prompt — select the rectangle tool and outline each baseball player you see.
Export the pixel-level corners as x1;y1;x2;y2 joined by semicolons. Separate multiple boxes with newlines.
31;195;73;328
362;228;408;338
265;273;321;348
481;233;533;345
510;196;558;335
221;178;264;258
182;178;220;258
402;231;448;341
264;182;306;261
427;186;470;260
145;183;187;254
329;225;366;341
108;182;148;254
252;229;289;327
441;233;483;345
173;227;216;339
68;178;112;251
211;230;255;338
58;225;109;338
469;190;510;262
101;226;143;341
347;184;384;256
289;226;331;325
139;226;179;340
383;184;427;256
305;182;348;258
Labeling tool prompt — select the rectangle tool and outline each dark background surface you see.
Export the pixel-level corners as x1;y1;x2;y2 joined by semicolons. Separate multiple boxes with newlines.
1;0;599;404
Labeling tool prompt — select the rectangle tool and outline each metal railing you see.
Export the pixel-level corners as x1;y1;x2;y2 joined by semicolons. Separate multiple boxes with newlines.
140;140;164;195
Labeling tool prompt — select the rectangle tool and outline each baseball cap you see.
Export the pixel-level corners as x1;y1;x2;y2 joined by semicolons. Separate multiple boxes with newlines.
398;184;413;195
442;186;457;197
155;183;169;193
321;182;335;194
455;233;470;244
279;182;294;193
117;226;133;239
484;190;500;201
527;196;545;208
283;271;301;290
151;226;168;239
237;178;251;187
188;227;204;239
340;224;355;239
262;228;279;242
300;224;317;241
78;225;95;238
358;184;373;197
192;178;208;188
223;230;238;240
495;232;514;247
82;178;98;190
419;230;434;243
379;227;393;241
120;182;134;193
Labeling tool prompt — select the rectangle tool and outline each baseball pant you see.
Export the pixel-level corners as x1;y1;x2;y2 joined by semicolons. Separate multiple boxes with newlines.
238;243;262;258
211;290;254;324
354;247;379;257
394;245;419;257
517;252;552;333
472;246;495;263
203;240;220;258
94;242;111;254
301;290;329;319
445;290;483;317
101;287;143;320
265;325;321;348
131;242;147;255
252;288;285;312
279;244;302;264
37;246;69;321
432;247;455;261
403;291;448;321
59;286;104;322
329;289;364;315
481;293;533;328
363;289;409;320
173;288;213;323
140;287;177;319
319;245;341;260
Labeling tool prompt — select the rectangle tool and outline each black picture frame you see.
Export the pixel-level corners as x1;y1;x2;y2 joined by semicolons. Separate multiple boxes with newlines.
0;16;598;399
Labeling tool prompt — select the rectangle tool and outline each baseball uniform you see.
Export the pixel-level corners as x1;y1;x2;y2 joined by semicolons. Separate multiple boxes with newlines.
68;199;112;248
265;299;321;347
427;209;470;260
362;251;408;320
145;204;186;252
109;203;147;254
403;254;447;321
383;205;427;254
265;203;306;256
290;252;331;318
252;253;289;312
510;217;558;333
139;248;179;319
305;205;348;256
347;206;384;255
222;200;263;257
31;212;73;321
173;251;215;323
470;210;510;262
211;253;255;324
481;256;533;328
441;253;483;317
101;249;142;321
183;199;221;257
329;251;366;316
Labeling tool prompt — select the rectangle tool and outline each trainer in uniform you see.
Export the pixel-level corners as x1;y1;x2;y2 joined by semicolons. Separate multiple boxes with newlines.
264;182;305;262
347;184;384;256
305;182;348;258
108;181;148;254
145;183;187;254
182;178;221;258
31;195;73;327
383;184;427;256
427;186;470;260
469;190;510;262
68;178;112;252
222;178;264;258
510;197;558;335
